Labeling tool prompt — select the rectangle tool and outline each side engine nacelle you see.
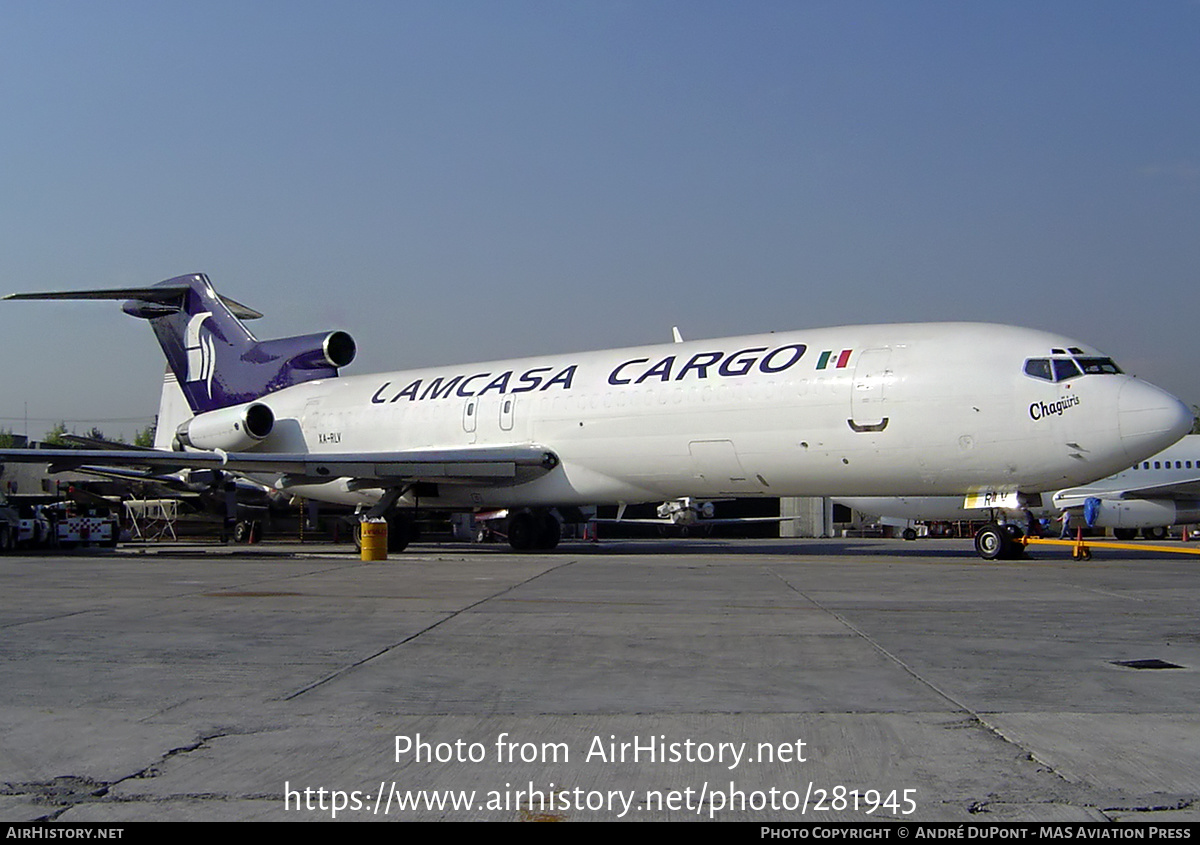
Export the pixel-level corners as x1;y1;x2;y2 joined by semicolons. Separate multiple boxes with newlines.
252;330;357;373
175;402;275;452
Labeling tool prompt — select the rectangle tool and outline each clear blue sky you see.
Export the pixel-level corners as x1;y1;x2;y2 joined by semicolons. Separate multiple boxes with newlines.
2;0;1197;439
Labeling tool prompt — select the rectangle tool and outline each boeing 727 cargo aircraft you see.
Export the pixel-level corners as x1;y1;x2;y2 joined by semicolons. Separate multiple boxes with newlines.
2;273;1191;558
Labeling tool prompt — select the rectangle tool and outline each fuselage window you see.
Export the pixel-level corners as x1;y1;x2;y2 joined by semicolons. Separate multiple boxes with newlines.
1155;461;1162;469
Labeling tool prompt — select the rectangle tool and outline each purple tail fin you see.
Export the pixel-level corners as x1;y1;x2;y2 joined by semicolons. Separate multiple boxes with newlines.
127;274;355;412
8;273;355;413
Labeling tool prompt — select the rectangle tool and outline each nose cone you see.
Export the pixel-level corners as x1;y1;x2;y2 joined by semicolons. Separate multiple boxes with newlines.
1118;379;1193;461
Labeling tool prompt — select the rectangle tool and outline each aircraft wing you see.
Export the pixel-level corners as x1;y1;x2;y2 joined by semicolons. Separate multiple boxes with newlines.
70;465;197;488
0;445;560;487
1054;476;1200;508
1115;478;1200;499
62;435;158;452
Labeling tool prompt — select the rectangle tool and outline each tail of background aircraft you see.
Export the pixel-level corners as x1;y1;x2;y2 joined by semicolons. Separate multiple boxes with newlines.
7;273;356;414
153;367;194;450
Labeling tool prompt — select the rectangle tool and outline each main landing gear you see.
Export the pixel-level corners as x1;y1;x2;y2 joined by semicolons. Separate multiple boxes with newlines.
506;509;561;551
973;523;1026;561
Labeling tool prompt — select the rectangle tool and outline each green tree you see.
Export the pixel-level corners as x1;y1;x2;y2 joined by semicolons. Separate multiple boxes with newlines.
134;422;156;448
43;422;69;446
0;427;15;448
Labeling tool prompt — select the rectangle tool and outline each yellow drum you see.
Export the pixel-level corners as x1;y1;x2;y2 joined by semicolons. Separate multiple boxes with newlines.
360;519;388;561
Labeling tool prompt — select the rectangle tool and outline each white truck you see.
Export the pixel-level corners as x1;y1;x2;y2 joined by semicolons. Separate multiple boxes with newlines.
45;501;120;548
16;503;53;548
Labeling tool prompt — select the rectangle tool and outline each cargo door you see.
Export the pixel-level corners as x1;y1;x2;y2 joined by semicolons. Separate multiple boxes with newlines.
850;348;892;432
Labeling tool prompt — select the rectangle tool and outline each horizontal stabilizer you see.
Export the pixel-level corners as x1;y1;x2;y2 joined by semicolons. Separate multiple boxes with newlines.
4;285;263;320
4;273;357;414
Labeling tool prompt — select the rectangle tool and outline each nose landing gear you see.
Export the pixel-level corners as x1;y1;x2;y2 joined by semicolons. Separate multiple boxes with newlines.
974;523;1025;560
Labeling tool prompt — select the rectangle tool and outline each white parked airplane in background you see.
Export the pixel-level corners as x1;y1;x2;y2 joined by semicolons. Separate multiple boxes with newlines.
840;434;1200;544
2;273;1192;558
1055;434;1200;539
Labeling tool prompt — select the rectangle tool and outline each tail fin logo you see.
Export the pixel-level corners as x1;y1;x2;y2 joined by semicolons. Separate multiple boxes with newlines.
184;311;216;397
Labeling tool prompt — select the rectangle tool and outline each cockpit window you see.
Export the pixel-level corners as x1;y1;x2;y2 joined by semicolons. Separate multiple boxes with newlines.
1075;357;1122;375
1023;358;1053;381
1023;356;1120;382
1052;358;1082;381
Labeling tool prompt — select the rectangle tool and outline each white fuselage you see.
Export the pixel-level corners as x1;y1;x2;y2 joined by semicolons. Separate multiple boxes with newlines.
234;322;1189;510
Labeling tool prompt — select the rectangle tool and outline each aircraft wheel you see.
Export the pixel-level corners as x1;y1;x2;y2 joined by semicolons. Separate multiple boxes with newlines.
233;521;251;543
902;527;917;541
352;521;363;551
1142;527;1169;541
1113;528;1137;541
508;512;536;551
974;524;1012;561
387;514;411;552
535;511;561;550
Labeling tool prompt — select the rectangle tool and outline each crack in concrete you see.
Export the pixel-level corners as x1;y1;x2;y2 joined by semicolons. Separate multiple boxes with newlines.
766;567;1120;818
1;730;251;819
1102;795;1196;813
279;559;578;700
